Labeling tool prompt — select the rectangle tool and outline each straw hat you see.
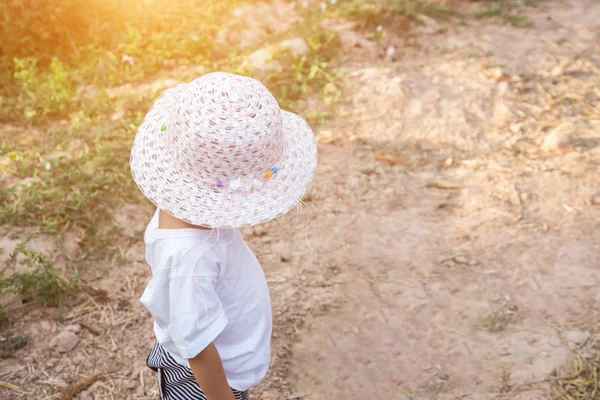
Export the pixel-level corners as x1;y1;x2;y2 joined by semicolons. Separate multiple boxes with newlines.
130;72;317;228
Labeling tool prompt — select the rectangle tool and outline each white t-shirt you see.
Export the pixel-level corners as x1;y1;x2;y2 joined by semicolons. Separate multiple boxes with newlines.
140;210;272;391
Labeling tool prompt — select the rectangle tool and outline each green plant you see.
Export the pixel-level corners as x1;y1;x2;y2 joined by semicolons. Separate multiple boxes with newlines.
0;0;247;121
509;15;533;28
478;302;518;332
0;333;29;357
13;57;74;120
9;244;79;308
337;0;383;29
473;2;504;18
0;270;10;326
394;0;419;19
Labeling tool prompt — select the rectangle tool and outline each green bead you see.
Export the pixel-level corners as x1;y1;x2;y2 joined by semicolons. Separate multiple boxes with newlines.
160;124;167;131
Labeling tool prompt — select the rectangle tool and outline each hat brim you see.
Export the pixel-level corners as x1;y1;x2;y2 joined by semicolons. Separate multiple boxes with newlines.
130;110;317;228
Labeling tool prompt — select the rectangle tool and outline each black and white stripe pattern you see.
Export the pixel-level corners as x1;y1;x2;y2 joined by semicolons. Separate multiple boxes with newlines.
147;342;250;400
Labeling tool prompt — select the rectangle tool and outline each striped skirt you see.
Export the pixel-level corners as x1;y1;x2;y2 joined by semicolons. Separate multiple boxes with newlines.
147;342;250;400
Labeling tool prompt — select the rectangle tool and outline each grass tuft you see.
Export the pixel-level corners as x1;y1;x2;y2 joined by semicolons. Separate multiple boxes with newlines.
478;302;518;332
0;333;29;358
10;244;79;308
552;346;600;399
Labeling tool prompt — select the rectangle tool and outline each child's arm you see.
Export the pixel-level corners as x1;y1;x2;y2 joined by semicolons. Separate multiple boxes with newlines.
188;343;236;400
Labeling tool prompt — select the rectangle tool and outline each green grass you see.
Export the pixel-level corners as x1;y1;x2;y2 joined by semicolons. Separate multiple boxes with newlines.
509;15;533;28
0;333;29;357
478;302;518;332
10;244;79;307
0;0;343;248
0;0;346;123
0;244;79;328
336;0;455;31
473;0;534;28
473;2;504;18
0;0;347;329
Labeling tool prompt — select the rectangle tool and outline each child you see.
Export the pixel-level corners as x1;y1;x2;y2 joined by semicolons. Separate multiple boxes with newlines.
130;72;317;400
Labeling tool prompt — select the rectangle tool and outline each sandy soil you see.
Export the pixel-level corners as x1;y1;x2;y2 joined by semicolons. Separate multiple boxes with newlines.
1;1;599;399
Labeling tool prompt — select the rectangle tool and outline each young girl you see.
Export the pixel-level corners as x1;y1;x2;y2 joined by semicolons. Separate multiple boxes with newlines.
130;72;317;400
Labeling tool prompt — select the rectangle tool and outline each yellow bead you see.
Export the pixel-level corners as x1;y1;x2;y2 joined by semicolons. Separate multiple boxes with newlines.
265;171;272;178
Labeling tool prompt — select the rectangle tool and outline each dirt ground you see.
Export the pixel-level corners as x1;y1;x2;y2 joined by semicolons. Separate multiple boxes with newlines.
1;0;600;399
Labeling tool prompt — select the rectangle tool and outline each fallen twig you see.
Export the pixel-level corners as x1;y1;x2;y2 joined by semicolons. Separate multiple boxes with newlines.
374;153;407;165
60;368;108;400
426;180;462;190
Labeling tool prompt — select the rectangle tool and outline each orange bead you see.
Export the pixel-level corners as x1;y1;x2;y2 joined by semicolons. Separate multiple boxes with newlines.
265;171;273;178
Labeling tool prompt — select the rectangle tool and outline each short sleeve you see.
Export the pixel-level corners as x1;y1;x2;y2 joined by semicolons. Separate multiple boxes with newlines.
141;270;228;359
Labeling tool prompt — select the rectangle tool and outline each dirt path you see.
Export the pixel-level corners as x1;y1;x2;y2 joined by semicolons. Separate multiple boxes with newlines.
289;1;600;399
1;1;599;399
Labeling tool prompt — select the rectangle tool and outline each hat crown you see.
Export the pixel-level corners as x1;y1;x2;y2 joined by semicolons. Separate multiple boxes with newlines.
160;73;284;181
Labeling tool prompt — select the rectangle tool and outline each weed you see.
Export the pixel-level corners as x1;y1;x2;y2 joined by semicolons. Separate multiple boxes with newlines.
473;2;504;18
12;57;74;120
394;0;419;20
337;0;383;30
0;0;245;121
0;333;29;357
478;302;518;332
0;0;347;328
0;271;10;327
10;244;79;307
509;15;533;28
472;1;533;28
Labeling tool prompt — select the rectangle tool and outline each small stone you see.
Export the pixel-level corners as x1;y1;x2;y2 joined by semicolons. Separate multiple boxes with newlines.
551;66;563;77
385;46;396;58
498;81;511;95
359;164;376;175
271;241;292;263
50;330;79;353
492;100;512;126
40;321;52;332
590;193;600;205
79;391;93;400
72;353;87;366
541;123;572;152
489;67;505;81
509;123;522;134
64;324;81;333
454;256;471;265
565;330;589;345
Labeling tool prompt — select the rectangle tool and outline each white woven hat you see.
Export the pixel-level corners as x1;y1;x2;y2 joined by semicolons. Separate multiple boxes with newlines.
130;72;318;228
